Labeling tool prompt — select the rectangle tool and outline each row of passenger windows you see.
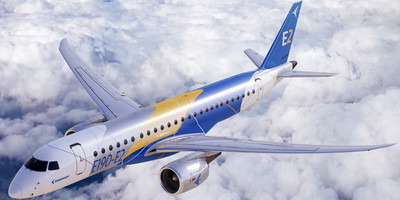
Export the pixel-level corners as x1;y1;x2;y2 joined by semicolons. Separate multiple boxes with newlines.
93;89;256;158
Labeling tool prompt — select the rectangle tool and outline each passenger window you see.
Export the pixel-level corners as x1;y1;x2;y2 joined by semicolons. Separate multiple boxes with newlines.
231;97;234;102
117;142;121;148
205;107;209;112
109;145;113;151
154;128;157;133
210;105;214;110
124;139;128;145
167;122;171;128
252;89;255;94
225;100;229;104
48;161;59;171
131;136;135;142
200;110;203;115
242;93;245;98
161;125;164;130
247;91;250;96
194;112;197;117
140;133;144;138
93;151;98;157
237;95;240;100
181;117;185;122
188;114;192;119
101;148;105;154
174;119;178;125
220;102;223;107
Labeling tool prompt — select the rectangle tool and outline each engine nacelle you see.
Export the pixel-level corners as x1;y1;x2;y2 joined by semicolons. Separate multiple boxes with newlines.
159;151;220;195
159;159;209;194
64;115;107;136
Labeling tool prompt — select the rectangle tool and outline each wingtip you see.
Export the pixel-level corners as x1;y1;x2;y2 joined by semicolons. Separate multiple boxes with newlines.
325;73;337;77
386;143;396;147
59;38;70;51
60;38;68;43
372;143;396;150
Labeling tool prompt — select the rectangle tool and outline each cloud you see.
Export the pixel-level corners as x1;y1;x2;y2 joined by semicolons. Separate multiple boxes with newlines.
1;0;400;199
0;118;59;160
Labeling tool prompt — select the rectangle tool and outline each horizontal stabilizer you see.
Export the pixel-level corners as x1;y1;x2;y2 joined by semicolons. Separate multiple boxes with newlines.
278;71;336;78
244;48;264;68
146;134;395;155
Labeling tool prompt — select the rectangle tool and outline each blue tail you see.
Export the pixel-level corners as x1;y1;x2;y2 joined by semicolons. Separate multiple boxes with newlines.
258;1;302;70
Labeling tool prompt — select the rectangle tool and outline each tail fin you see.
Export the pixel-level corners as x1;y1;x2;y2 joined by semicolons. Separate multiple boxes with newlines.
258;1;302;70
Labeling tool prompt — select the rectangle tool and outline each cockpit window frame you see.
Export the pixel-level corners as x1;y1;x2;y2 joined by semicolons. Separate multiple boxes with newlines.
24;156;48;172
48;161;60;171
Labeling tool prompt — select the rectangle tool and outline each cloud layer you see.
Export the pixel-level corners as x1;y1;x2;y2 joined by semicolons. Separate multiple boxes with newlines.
1;0;399;199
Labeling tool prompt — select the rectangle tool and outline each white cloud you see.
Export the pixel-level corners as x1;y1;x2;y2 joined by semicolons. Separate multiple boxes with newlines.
1;0;399;199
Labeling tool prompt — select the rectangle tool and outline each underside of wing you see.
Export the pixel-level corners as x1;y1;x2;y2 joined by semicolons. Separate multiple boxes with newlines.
59;39;143;119
278;71;336;78
146;134;394;155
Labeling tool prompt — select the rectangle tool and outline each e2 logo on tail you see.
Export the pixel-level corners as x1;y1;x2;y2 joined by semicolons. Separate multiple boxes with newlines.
282;29;293;46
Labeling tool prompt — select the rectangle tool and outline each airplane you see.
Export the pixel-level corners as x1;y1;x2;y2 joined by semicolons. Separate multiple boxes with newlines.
8;1;394;199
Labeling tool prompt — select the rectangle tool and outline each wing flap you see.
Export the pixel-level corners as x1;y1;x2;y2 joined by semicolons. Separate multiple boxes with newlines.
147;134;394;155
278;71;336;78
59;39;142;119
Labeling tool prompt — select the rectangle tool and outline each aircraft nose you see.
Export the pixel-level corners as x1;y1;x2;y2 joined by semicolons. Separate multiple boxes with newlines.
8;182;23;199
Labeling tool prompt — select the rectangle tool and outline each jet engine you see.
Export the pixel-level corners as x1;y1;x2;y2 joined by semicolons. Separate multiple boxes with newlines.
159;151;221;194
64;115;107;136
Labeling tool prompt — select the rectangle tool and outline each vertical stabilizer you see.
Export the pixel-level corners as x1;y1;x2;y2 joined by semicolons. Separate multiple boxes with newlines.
258;1;302;70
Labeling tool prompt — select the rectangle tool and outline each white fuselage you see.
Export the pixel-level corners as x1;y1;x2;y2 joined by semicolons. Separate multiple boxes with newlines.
9;62;293;199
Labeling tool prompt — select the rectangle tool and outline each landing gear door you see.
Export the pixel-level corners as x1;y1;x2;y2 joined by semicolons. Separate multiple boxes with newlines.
70;143;87;175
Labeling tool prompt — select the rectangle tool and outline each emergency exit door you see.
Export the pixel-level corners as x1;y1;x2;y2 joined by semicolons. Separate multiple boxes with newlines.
70;143;87;175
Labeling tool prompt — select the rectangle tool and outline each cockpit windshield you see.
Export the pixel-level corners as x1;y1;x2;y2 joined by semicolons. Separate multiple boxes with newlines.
24;156;60;172
24;156;48;172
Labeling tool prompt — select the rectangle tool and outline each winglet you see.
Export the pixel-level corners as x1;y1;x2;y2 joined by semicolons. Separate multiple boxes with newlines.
258;1;302;70
59;38;68;51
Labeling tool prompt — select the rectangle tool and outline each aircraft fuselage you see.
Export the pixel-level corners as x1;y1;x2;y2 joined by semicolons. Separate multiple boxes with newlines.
9;62;293;198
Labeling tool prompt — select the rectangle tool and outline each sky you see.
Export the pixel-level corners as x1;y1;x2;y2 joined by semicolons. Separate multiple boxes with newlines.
1;0;400;199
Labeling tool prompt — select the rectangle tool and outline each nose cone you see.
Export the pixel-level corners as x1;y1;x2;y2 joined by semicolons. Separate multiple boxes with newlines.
8;182;23;199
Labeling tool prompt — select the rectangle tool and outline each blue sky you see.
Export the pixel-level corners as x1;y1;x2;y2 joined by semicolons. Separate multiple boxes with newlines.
0;0;399;199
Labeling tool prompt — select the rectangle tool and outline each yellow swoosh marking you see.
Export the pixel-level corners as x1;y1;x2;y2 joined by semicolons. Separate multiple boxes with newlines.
124;89;203;159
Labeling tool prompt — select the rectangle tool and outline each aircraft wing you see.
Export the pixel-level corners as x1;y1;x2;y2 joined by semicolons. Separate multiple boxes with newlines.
244;48;264;68
278;71;336;78
147;134;395;155
59;39;142;120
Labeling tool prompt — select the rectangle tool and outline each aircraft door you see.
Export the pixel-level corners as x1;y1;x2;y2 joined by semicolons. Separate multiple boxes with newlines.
70;143;87;175
255;78;264;100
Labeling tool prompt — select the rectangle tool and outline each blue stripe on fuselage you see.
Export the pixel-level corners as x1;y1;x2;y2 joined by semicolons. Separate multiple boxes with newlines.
177;71;255;134
123;70;255;165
